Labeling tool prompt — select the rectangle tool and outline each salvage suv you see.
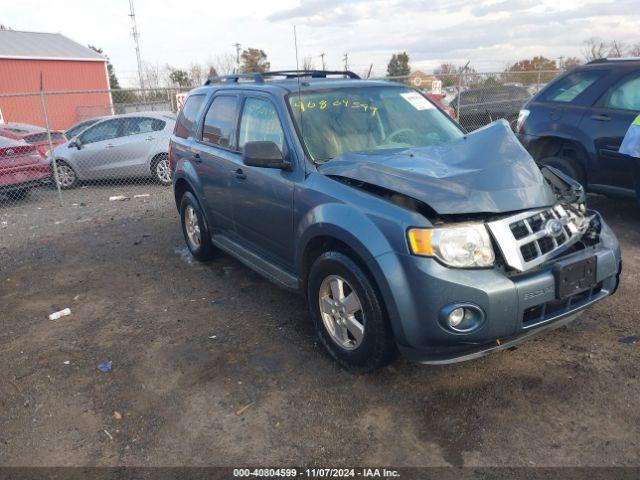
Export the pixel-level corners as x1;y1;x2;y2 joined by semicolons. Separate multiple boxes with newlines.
169;71;621;372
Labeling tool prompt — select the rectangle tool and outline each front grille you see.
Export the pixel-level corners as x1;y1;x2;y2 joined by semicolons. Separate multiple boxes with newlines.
522;282;604;328
487;205;588;272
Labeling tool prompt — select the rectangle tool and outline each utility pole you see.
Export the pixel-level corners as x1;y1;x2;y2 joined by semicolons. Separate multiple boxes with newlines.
128;0;144;90
233;43;242;73
343;52;349;71
319;53;326;70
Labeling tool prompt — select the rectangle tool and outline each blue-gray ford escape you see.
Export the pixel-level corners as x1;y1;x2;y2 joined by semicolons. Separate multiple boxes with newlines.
169;70;621;372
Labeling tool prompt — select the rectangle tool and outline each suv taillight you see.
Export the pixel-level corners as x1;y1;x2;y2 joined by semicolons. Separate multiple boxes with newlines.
515;109;530;133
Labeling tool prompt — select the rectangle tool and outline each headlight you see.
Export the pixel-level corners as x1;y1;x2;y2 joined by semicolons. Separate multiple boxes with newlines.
408;223;495;268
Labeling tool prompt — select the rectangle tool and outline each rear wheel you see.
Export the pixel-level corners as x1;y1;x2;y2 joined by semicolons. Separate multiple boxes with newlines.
179;191;216;261
307;251;397;372
152;153;172;186
6;188;29;201
538;156;585;187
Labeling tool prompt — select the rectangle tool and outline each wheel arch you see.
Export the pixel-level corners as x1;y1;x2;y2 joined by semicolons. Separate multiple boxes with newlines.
527;135;590;183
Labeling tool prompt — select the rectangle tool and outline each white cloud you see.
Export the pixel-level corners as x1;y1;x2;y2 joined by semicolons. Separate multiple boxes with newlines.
2;0;638;86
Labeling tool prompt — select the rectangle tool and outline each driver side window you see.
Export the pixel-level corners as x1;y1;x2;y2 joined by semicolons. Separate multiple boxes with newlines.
80;119;121;144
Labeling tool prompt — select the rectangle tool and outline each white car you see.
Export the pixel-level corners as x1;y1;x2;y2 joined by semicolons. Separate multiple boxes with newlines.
49;112;177;189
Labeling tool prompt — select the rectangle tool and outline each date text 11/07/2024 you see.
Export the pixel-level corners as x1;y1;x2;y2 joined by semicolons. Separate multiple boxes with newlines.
232;468;401;477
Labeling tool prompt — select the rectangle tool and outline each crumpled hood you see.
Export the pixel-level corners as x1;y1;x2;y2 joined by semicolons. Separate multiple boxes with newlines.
317;120;557;215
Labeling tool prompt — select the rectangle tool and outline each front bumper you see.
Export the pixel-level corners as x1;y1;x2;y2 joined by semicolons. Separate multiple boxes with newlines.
373;215;621;364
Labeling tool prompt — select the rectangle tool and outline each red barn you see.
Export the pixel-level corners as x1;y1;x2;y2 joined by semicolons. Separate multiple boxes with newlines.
0;30;112;130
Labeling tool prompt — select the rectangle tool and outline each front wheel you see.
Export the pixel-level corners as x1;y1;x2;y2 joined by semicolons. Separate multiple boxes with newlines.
52;160;78;189
307;251;397;372
152;154;172;186
179;192;216;261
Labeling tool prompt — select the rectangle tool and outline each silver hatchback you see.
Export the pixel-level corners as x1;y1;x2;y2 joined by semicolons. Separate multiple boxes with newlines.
49;112;176;189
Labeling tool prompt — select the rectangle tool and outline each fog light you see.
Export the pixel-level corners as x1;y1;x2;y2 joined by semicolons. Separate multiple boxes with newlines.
439;303;486;333
448;307;465;327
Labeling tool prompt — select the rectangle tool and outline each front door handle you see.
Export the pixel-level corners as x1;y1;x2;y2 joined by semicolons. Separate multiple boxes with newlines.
145;136;155;141
591;114;611;122
105;144;115;149
193;153;202;163
234;168;247;180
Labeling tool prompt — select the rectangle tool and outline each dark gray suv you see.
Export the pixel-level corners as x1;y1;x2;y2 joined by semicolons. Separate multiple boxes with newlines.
169;70;621;372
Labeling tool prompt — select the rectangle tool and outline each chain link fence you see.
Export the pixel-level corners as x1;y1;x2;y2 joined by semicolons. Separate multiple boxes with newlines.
0;88;191;239
381;69;561;131
0;70;562;221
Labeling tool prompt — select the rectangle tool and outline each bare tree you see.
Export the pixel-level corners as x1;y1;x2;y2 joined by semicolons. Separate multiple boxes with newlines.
302;56;315;71
142;61;163;89
609;40;625;58
211;53;236;75
582;37;609;62
188;62;206;86
627;43;640;57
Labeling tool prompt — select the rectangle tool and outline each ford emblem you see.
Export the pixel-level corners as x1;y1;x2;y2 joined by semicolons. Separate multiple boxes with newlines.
544;219;564;238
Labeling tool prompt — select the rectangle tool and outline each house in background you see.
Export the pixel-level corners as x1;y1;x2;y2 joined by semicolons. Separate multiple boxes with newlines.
407;70;438;90
0;30;113;130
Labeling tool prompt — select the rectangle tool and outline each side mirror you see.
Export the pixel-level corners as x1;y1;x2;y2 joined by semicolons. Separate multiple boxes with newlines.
69;139;82;150
242;141;290;170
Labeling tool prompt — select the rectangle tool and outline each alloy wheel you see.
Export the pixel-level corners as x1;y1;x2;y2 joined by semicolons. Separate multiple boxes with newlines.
184;205;201;249
156;157;171;184
55;163;76;188
318;274;365;350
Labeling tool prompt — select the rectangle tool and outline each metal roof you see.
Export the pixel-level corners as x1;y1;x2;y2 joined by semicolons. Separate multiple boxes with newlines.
0;30;106;62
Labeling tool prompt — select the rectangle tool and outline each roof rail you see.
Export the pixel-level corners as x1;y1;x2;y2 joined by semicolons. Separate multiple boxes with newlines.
263;70;361;79
587;57;640;64
203;69;360;86
204;73;264;85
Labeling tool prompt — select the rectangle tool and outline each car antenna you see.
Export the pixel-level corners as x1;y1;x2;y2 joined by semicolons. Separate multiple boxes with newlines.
293;25;305;146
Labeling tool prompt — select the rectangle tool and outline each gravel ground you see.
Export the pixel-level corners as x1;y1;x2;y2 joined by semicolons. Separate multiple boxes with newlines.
0;185;639;468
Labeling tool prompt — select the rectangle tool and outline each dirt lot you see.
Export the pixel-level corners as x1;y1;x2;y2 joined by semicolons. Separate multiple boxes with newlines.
0;185;639;468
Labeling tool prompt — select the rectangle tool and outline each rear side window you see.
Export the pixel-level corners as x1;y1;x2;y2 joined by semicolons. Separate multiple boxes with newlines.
201;96;238;148
541;70;605;103
603;73;640;111
175;94;205;139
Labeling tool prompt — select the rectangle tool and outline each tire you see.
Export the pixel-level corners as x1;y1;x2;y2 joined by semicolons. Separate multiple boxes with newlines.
52;160;78;190
307;251;397;373
6;188;29;201
151;153;172;186
538;156;585;187
179;191;216;261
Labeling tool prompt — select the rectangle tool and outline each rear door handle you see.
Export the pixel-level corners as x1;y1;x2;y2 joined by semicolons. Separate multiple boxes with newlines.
591;114;611;122
193;153;202;163
105;144;114;149
145;136;155;141
234;168;247;180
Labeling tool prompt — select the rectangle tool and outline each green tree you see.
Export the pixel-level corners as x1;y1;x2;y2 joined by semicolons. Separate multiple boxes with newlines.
386;52;410;78
240;48;270;73
169;68;192;87
88;45;120;89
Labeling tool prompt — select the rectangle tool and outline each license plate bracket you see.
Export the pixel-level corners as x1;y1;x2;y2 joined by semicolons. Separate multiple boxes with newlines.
553;255;597;299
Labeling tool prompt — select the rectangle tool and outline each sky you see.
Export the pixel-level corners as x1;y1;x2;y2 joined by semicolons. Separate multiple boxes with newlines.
3;0;639;86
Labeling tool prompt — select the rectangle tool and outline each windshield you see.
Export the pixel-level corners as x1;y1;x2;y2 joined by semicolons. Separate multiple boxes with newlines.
288;86;463;162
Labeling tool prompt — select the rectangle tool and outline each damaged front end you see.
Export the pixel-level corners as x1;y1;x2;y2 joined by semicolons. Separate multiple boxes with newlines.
320;121;608;275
